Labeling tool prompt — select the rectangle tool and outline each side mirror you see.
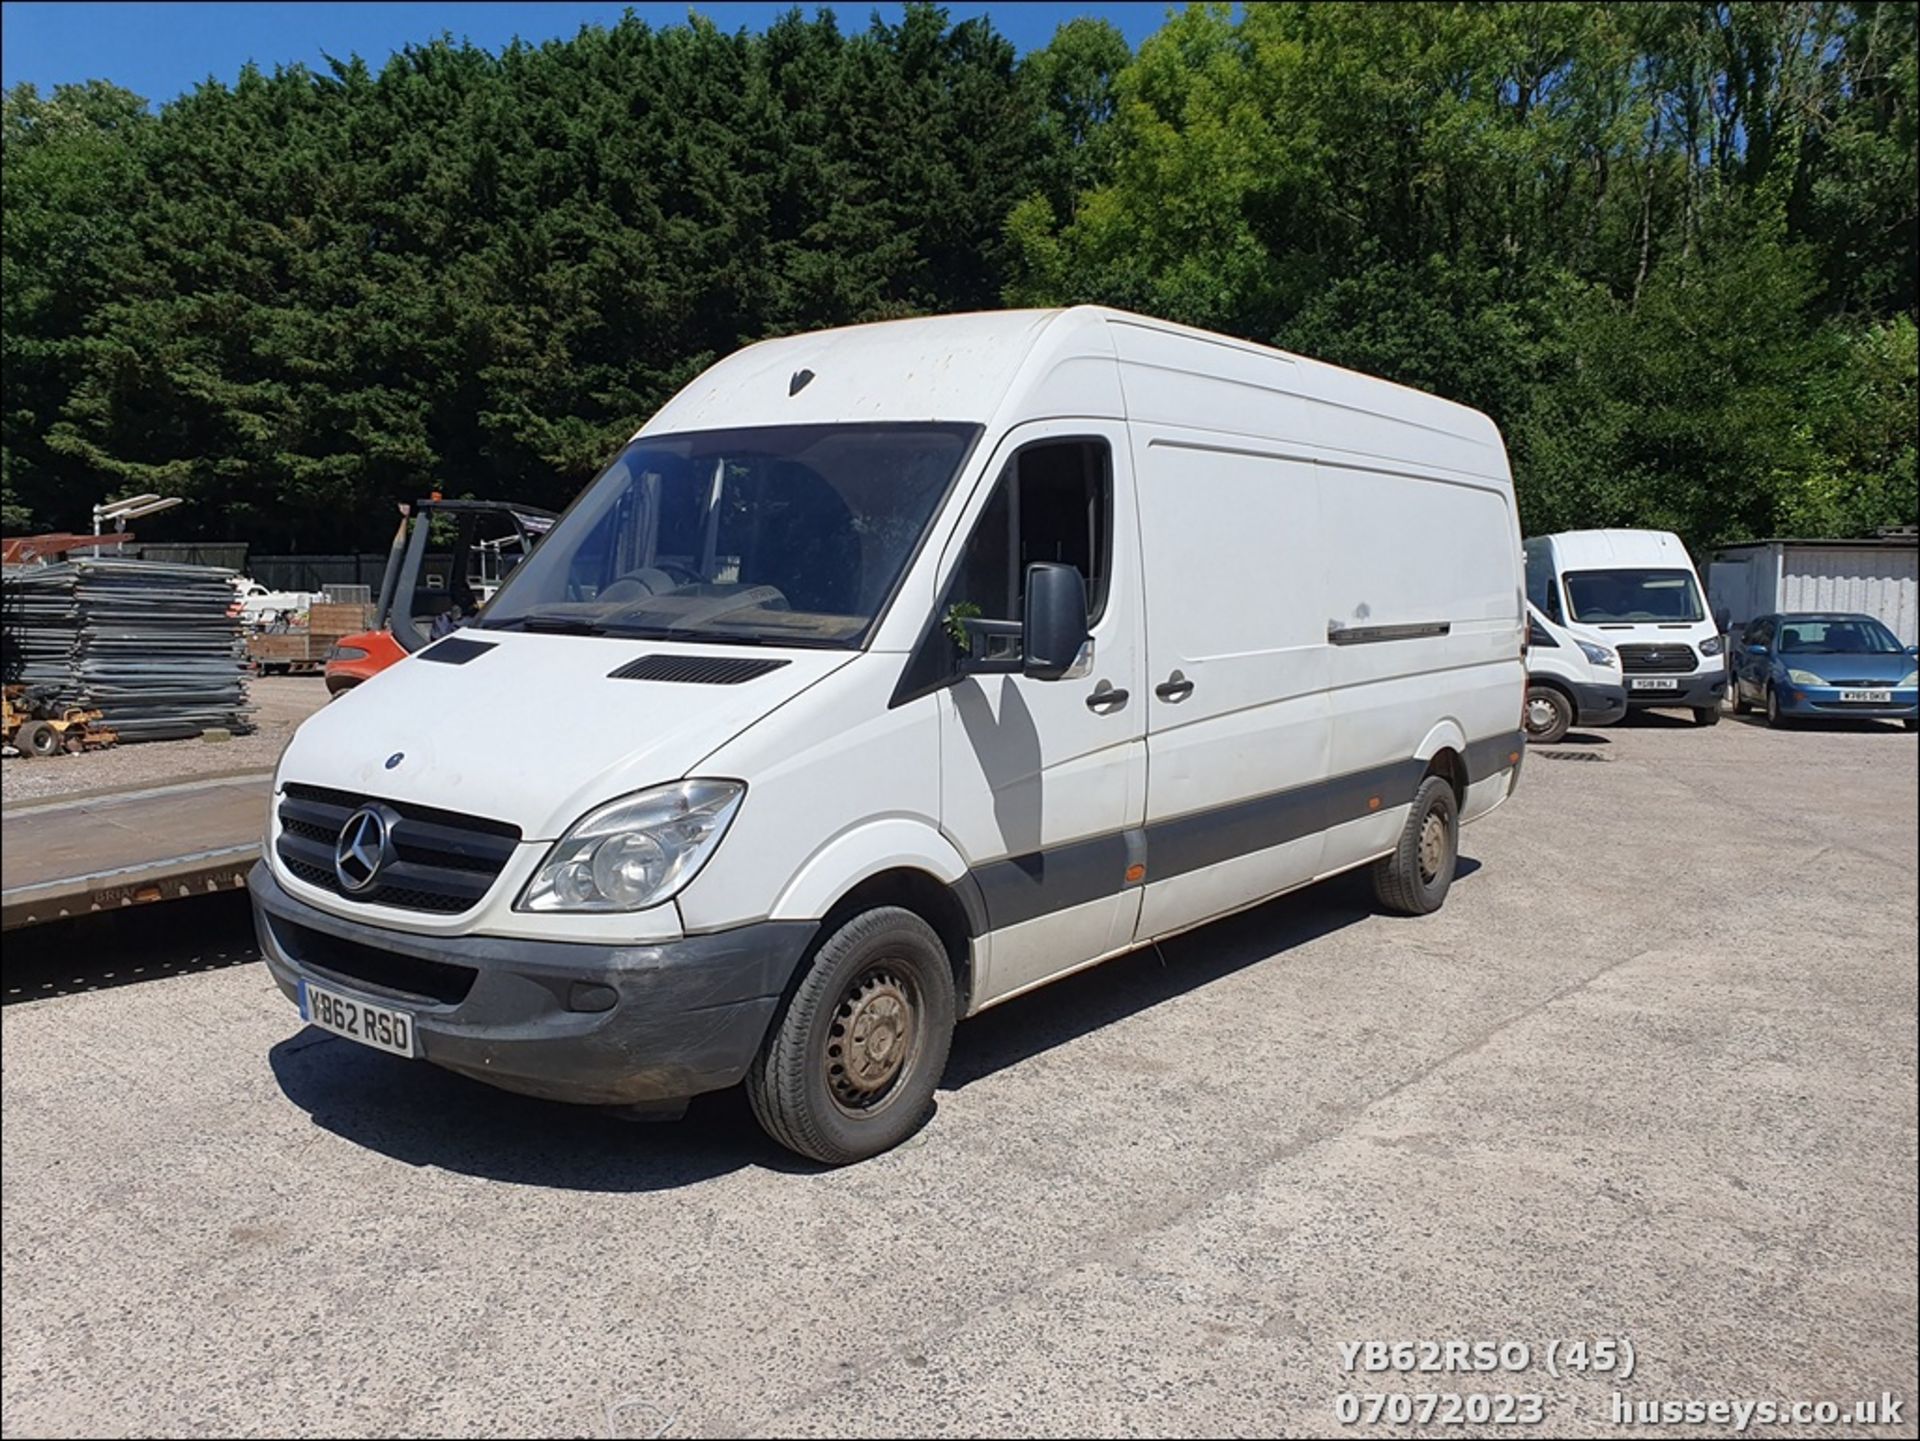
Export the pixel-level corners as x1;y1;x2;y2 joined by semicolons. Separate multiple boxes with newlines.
1021;563;1091;681
1749;642;1769;657
1907;644;1919;657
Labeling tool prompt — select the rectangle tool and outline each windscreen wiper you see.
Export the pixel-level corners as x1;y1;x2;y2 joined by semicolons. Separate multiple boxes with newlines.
495;613;608;635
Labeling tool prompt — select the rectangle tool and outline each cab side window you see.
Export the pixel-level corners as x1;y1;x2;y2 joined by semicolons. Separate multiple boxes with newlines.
945;439;1112;655
1524;542;1563;624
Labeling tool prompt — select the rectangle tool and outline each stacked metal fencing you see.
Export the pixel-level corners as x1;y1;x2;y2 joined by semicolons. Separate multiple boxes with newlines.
2;559;253;741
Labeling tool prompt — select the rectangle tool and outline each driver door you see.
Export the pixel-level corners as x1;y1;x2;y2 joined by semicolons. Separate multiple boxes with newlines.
935;420;1147;1009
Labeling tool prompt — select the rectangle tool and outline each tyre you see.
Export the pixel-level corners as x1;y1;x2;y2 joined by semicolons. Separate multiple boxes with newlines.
1731;682;1750;716
1523;685;1573;745
1765;685;1788;729
746;905;956;1165
1372;775;1459;916
1903;718;1917;732
1691;703;1720;727
17;721;59;758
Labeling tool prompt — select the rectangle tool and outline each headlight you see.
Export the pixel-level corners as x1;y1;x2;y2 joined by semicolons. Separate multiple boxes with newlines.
518;780;745;912
1576;640;1616;667
327;645;368;663
1787;668;1826;687
1900;670;1918;688
1698;634;1723;657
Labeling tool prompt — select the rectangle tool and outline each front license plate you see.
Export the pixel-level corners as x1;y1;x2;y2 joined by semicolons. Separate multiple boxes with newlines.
1630;677;1680;691
1840;689;1891;703
298;979;417;1058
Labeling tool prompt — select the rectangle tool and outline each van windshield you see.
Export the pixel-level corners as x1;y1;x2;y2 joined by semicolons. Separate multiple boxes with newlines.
1564;568;1704;624
479;423;978;647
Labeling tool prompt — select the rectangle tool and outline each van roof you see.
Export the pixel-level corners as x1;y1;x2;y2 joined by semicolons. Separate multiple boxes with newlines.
1537;529;1694;569
640;307;1505;475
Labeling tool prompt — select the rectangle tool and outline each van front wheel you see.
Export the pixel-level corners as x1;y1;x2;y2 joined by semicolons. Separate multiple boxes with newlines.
746;905;955;1166
1523;685;1573;745
1372;776;1458;916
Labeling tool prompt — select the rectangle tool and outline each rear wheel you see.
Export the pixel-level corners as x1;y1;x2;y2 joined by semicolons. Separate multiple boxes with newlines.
1523;685;1573;745
746;905;955;1165
17;721;59;758
1372;775;1458;916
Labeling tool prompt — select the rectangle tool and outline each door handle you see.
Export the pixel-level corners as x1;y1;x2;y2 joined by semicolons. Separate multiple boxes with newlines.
1085;683;1128;713
1155;670;1194;703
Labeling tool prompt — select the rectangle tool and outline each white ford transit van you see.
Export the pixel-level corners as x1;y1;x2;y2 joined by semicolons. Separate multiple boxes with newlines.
1524;529;1726;726
251;307;1527;1163
1525;603;1627;743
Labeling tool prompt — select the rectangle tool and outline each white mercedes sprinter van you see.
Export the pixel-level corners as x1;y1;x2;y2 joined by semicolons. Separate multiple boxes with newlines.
1524;529;1725;726
1524;604;1626;743
251;307;1527;1163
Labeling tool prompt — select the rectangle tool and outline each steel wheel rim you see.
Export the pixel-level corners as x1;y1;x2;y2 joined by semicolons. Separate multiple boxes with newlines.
1418;808;1450;884
1525;696;1558;734
825;964;918;1116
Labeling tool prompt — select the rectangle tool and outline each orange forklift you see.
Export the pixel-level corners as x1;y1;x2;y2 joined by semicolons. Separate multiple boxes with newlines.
323;498;556;696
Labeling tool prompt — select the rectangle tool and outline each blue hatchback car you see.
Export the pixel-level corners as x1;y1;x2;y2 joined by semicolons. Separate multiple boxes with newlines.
1730;612;1919;730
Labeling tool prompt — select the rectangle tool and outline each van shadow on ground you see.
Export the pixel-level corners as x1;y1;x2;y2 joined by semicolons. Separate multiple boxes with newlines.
268;856;1482;1191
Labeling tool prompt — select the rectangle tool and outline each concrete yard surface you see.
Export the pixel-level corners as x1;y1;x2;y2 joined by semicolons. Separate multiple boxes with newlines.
2;713;1916;1437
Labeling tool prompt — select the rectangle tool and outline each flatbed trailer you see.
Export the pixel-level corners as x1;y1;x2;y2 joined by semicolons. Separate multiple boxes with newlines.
1;771;271;930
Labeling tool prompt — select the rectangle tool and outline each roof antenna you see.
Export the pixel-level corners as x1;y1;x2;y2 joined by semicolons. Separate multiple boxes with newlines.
789;368;815;396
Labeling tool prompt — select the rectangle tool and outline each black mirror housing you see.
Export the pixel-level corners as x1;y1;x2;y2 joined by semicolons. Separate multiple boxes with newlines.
1022;562;1090;681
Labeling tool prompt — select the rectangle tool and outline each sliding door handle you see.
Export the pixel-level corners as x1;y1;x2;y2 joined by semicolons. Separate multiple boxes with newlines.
1155;670;1194;703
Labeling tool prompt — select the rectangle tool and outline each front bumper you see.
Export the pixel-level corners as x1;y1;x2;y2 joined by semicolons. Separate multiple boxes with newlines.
1572;678;1628;726
249;862;815;1105
1622;668;1725;709
1778;685;1918;720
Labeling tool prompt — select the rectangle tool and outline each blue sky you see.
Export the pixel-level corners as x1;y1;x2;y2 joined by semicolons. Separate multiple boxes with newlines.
1;2;1177;104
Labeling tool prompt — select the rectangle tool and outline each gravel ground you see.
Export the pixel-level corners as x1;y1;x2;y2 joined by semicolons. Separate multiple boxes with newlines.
3;711;1915;1438
1;676;324;804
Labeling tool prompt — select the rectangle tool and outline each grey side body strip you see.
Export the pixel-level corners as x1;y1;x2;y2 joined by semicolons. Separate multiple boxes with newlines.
967;730;1525;933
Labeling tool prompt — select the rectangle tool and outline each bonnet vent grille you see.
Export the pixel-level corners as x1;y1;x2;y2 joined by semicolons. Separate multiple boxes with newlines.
418;637;497;665
607;654;791;685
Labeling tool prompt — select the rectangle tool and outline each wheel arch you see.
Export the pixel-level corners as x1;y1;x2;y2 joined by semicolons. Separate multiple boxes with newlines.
769;819;980;1011
1412;720;1469;807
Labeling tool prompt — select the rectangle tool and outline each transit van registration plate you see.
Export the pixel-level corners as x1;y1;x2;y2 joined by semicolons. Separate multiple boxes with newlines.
1630;677;1680;691
298;979;417;1058
1840;689;1891;703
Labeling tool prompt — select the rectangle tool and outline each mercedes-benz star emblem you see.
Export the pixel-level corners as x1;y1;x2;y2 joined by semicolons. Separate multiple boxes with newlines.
334;806;393;893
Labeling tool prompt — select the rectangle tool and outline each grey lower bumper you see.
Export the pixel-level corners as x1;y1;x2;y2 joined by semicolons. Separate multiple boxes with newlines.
1573;679;1628;726
249;862;815;1105
1623;668;1726;709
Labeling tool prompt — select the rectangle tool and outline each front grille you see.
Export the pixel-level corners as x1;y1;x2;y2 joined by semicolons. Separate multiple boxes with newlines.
271;913;476;1006
1618;643;1698;674
275;783;520;914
